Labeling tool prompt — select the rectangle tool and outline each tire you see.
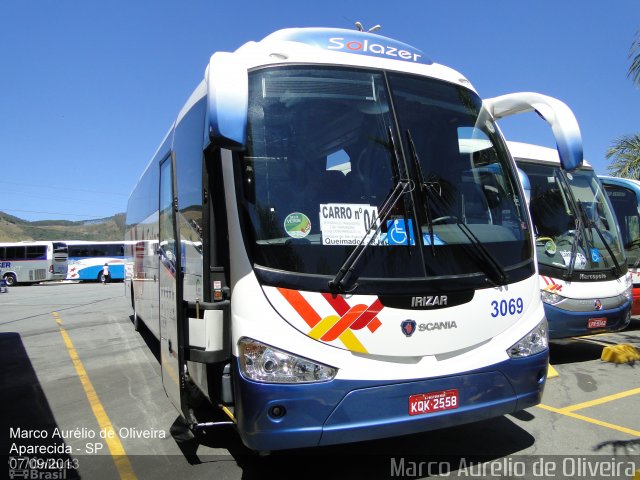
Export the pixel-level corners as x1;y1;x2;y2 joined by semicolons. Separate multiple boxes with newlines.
4;274;17;287
98;272;105;283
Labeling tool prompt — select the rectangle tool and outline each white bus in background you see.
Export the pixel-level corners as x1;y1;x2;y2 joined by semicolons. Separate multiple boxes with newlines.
0;241;68;286
64;240;125;282
126;26;586;452
508;142;632;339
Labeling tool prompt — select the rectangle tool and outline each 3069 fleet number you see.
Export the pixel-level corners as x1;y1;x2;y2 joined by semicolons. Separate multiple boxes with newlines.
490;298;524;317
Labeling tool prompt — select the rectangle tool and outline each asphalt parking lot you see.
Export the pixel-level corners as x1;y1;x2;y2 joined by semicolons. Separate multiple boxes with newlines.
1;283;639;479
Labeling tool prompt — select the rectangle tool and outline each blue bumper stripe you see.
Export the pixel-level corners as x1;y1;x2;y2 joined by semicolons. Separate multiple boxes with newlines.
544;299;631;339
233;352;548;451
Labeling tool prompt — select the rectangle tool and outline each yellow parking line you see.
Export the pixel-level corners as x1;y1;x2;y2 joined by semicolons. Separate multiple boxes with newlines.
53;312;137;480
570;336;611;346
547;364;559;378
561;387;640;413
537;403;640;437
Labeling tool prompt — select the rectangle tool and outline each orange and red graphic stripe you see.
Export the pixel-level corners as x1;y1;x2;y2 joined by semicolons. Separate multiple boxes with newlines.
541;276;563;292
277;288;383;353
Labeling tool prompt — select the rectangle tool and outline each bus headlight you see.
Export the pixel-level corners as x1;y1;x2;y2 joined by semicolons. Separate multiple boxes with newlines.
238;338;337;383
540;289;564;305
508;320;548;358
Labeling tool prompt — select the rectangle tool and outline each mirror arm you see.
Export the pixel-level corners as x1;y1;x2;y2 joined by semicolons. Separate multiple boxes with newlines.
205;52;248;150
484;92;583;172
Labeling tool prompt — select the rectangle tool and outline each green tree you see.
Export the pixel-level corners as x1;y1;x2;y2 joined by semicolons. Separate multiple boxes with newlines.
606;30;640;178
629;29;640;86
606;133;640;178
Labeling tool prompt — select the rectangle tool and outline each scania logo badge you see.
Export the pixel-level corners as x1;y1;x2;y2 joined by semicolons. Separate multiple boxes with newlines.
401;319;417;337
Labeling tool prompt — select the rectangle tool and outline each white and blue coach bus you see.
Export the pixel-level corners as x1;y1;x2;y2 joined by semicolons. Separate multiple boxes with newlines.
0;241;68;285
126;26;586;452
509;142;631;339
65;240;125;282
598;175;640;315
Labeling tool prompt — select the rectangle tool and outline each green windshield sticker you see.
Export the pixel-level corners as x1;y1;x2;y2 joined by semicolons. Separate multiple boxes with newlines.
538;237;557;255
284;212;312;238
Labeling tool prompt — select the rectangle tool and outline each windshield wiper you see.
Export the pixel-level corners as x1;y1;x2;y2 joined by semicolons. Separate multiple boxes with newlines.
556;170;623;278
389;127;414;255
327;178;411;293
564;217;583;279
406;129;436;256
420;187;509;286
554;169;583;278
328;127;412;293
456;220;509;286
577;202;624;277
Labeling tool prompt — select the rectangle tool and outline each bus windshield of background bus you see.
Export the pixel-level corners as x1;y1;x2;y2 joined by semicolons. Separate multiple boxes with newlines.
605;185;640;268
239;66;532;286
518;163;625;273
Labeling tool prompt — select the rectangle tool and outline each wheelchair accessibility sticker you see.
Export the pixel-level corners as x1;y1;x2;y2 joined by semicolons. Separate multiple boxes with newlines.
386;219;415;246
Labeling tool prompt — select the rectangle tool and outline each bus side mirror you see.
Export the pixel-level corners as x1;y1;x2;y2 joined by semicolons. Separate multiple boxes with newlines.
206;52;248;150
484;92;583;172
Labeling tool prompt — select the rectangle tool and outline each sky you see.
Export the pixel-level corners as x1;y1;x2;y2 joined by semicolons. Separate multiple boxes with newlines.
1;0;639;222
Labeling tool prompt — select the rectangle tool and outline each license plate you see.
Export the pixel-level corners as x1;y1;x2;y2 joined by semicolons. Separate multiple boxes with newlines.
409;389;459;416
588;317;607;329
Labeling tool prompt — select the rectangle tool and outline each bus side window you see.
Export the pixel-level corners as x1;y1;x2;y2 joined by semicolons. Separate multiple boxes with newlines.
174;96;207;301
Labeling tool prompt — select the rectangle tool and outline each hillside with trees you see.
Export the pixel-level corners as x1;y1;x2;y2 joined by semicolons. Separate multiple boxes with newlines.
0;211;126;242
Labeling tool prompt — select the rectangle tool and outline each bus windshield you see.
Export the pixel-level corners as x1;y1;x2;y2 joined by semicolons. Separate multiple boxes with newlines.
603;182;640;268
239;66;532;291
518;163;625;275
53;242;68;255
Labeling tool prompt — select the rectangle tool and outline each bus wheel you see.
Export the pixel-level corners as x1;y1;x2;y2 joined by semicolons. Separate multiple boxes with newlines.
98;272;105;283
4;274;16;287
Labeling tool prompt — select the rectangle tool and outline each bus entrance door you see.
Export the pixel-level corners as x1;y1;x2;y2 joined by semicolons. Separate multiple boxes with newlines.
158;157;187;415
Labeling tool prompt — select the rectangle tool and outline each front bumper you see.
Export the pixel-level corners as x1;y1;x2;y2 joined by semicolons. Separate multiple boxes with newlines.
543;299;632;339
233;351;549;452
